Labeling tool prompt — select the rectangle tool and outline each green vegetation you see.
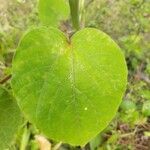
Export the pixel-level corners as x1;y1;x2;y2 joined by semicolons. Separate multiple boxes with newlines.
0;0;150;149
0;86;22;149
38;0;69;27
12;27;127;145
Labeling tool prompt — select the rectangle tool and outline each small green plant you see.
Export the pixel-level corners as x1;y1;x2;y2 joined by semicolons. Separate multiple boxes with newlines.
0;0;128;148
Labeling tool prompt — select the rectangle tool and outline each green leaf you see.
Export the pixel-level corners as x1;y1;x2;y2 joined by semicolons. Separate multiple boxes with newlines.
90;134;102;150
38;0;69;27
0;86;22;149
11;27;127;146
120;100;136;112
142;101;150;117
140;90;150;100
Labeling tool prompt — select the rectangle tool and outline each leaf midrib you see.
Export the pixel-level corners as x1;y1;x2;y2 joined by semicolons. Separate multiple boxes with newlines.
70;44;82;127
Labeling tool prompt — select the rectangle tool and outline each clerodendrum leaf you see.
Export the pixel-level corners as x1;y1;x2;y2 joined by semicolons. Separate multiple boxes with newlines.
11;27;127;146
0;86;22;149
38;0;69;27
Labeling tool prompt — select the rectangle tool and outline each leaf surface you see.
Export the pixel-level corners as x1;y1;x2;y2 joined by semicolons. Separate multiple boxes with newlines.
11;27;127;146
38;0;69;27
0;86;22;149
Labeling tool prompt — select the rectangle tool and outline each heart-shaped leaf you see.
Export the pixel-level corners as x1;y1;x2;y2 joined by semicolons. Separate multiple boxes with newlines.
38;0;69;27
0;86;22;149
11;27;127;146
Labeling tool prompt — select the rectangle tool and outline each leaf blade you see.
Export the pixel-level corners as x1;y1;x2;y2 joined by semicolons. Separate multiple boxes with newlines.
11;27;127;146
38;0;69;27
0;86;22;149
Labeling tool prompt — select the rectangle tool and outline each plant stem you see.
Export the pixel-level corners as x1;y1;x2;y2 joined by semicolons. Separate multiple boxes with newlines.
0;75;11;84
20;126;30;150
79;0;85;28
69;0;80;31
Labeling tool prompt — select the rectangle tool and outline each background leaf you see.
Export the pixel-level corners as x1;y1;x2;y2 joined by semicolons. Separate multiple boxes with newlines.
38;0;69;27
11;27;127;146
0;86;22;149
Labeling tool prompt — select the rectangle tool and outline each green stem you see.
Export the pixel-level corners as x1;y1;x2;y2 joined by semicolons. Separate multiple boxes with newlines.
69;0;80;31
20;126;30;150
79;0;85;28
